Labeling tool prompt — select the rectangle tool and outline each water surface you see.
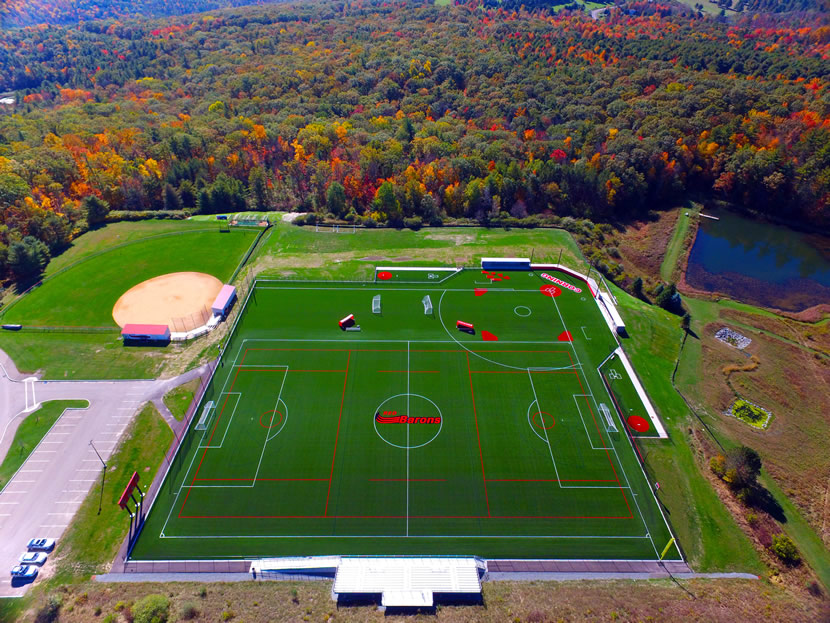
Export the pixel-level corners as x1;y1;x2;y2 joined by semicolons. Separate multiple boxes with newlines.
685;209;830;312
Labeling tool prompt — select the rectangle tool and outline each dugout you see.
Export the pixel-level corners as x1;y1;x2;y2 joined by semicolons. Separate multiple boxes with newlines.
211;284;237;318
121;323;170;346
481;257;531;271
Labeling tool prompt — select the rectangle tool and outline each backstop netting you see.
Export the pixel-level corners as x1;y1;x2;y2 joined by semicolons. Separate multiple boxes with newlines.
372;295;381;314
422;295;433;315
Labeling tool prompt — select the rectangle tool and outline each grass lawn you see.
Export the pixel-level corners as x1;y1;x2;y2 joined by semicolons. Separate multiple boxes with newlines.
163;378;200;421
660;202;698;282
0;400;88;489
611;284;764;573
132;269;676;561
1;227;257;327
0;332;170;379
49;402;173;584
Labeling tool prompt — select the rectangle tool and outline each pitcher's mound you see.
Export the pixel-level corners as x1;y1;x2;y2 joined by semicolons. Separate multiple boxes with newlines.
113;272;223;329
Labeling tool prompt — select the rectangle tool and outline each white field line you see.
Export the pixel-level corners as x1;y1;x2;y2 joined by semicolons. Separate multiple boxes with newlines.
160;533;652;540
526;371;561;486
252;367;289;485
406;341;410;537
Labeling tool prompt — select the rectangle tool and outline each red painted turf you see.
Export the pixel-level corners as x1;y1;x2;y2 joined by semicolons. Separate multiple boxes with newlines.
540;284;561;297
558;330;573;342
627;415;651;433
481;330;498;341
377;271;392;280
474;288;487;296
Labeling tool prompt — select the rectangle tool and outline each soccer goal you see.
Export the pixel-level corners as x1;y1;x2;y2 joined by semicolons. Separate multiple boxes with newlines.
599;403;618;433
422;295;433;315
372;295;381;314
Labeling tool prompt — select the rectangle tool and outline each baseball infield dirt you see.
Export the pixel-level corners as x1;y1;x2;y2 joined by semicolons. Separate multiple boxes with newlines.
112;272;223;329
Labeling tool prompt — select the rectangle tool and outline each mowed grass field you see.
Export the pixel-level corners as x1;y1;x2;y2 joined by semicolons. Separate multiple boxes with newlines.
1;226;257;327
132;269;678;560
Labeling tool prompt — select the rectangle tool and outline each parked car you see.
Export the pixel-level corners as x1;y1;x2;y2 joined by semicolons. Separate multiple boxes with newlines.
26;538;55;552
10;565;38;579
19;552;47;565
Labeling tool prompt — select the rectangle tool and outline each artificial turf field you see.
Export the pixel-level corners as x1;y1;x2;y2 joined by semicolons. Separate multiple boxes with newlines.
131;268;681;561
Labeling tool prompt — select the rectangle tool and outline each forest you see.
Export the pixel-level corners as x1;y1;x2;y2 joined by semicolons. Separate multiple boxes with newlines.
0;0;828;284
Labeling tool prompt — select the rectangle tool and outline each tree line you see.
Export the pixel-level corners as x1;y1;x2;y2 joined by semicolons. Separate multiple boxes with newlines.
0;0;828;285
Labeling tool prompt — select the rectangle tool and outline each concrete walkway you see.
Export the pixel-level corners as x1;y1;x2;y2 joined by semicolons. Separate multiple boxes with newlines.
0;349;207;598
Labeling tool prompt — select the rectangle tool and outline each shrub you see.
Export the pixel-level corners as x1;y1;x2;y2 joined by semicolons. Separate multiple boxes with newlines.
221;610;235;621
771;534;800;565
198;587;207;598
132;594;169;623
178;602;198;620
35;595;62;623
709;454;726;478
745;512;758;526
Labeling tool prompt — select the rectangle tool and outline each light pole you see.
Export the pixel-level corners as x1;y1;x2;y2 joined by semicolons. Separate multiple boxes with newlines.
89;440;107;515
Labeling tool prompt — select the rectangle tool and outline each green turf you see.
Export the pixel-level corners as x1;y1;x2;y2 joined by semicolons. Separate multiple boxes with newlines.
164;379;201;421
0;400;88;489
131;269;679;561
1;228;257;327
599;353;657;438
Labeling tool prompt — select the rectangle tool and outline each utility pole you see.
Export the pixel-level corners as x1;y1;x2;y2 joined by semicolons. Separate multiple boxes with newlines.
89;440;107;515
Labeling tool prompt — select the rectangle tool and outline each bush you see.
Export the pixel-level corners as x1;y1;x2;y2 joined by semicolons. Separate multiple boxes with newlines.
178;602;198;620
132;594;169;623
771;534;800;565
709;454;726;478
35;595;62;623
403;216;422;230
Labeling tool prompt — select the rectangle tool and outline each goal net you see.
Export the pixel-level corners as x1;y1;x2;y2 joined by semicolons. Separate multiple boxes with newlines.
422;295;433;315
599;403;618;433
372;295;381;314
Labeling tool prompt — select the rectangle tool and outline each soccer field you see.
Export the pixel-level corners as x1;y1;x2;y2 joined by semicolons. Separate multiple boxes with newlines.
131;268;680;561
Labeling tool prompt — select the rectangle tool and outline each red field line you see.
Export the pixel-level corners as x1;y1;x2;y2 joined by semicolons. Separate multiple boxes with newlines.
466;351;491;518
470;370;576;374
180;513;632;520
235;368;346;373
369;479;446;482
377;370;440;374
194;478;329;482
486;479;619;482
324;350;351;517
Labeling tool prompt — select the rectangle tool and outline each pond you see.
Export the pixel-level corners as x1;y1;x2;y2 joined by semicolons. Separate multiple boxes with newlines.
685;208;830;312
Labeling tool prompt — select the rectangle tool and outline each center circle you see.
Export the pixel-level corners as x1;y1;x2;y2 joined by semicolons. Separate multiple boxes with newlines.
514;305;532;317
532;411;555;430
373;393;443;450
259;409;284;429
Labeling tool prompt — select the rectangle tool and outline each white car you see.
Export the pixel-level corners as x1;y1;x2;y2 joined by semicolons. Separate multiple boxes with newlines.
26;538;55;552
19;552;47;565
10;565;38;579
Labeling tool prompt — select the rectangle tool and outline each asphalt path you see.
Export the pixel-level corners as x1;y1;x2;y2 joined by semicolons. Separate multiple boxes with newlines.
0;349;205;597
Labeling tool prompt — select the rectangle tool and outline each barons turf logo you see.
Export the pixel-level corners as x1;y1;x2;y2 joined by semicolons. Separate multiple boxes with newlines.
375;410;441;425
540;273;582;293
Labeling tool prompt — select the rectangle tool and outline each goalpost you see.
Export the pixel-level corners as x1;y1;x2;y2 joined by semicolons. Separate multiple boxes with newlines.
372;295;381;314
599;403;618;433
422;295;433;315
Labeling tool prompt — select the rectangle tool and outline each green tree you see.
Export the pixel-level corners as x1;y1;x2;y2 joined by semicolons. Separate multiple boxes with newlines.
248;167;269;211
325;181;347;218
724;445;762;490
7;236;49;281
0;172;30;205
374;181;402;226
631;277;643;298
81;196;110;226
162;183;182;211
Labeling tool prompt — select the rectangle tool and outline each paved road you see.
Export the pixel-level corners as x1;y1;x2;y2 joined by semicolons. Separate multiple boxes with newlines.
0;350;205;597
